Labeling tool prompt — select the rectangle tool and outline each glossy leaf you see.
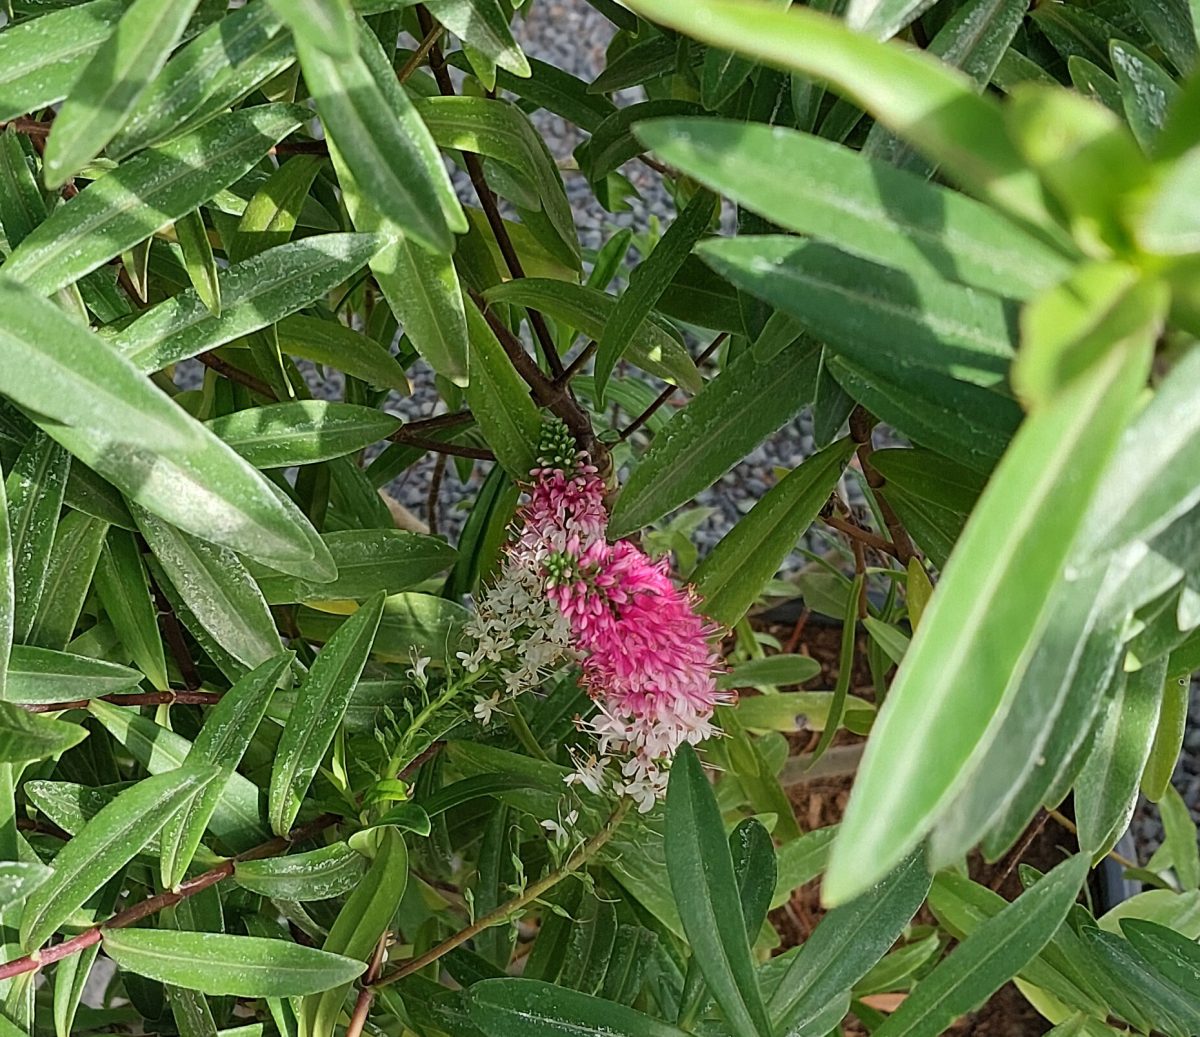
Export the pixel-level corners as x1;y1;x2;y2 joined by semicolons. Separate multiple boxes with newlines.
595;190;716;402
873;855;1089;1037
303;826;408;1036
4;432;69;644
718;655;822;689
104;929;366;997
611;340;820;537
468;979;690;1037
233;841;366;901
700;237;1017;391
160;652;293;888
41;0;203;187
116;234;383;372
1111;40;1179;152
0;701;87;765
693;438;854;626
826;299;1156;904
624;0;1065;237
135;507;281;670
297;18;462;255
93;528;168;690
266;0;355;58
427;0;530;77
4;105;305;295
20;765;218;950
276;314;410;392
251;530;456;604
464;298;542;479
109;1;293;158
269;592;385;834
27;511;108;651
207;402;400;469
1075;656;1168;858
6;645;141;703
638;119;1065;301
768;853;931;1033
88;701;267;850
666;743;771;1037
0;1;122;123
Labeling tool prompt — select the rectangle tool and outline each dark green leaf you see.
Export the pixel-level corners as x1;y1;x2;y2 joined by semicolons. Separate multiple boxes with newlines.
41;0;203;187
269;592;385;834
873;855;1089;1037
0;701;86;765
160;652;293;888
234;841;367;901
21;765;218;950
693;438;854;625
4;104;307;295
104;929;366;997
93;528;168;690
207;402;400;469
666;742;771;1037
638;119;1065;301
6;644;141;703
27;511;107;651
610;340;820;537
595;190;716;402
0;1;122;124
468;978;691;1037
267;0;355;57
299;17;462;254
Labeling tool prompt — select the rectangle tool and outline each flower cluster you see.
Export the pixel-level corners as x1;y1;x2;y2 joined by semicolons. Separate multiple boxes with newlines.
461;423;725;811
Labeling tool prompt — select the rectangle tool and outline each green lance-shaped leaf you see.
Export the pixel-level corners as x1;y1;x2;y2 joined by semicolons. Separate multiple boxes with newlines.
20;765;219;951
109;1;293;159
173;209;221;315
699;237;1018;391
1111;40;1179;153
0;701;86;766
0;0;123;124
636;119;1067;301
666;743;772;1037
104;929;366;998
135;507;282;671
0;474;13;704
1122;919;1200;1005
873;854;1089;1037
206;401;402;469
249;529;457;605
427;0;531;77
862;0;1029;172
89;701;267;850
4;432;69;645
595;190;717;404
276;314;409;392
720;655;822;690
267;0;356;58
624;0;1068;241
768;853;932;1034
416;95;577;268
233;841;366;901
41;0;203;188
115;233;385;373
0;861;50;907
693;438;855;627
302;826;408;1037
464;297;541;480
298;17;462;255
6;645;141;703
610;340;821;538
468;979;692;1037
847;0;937;41
269;592;385;835
227;154;324;265
0;279;333;576
824;290;1159;905
27;512;108;652
1075;656;1168;859
2;104;306;296
161;652;293;889
484;280;700;393
93;528;168;691
0;128;45;251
